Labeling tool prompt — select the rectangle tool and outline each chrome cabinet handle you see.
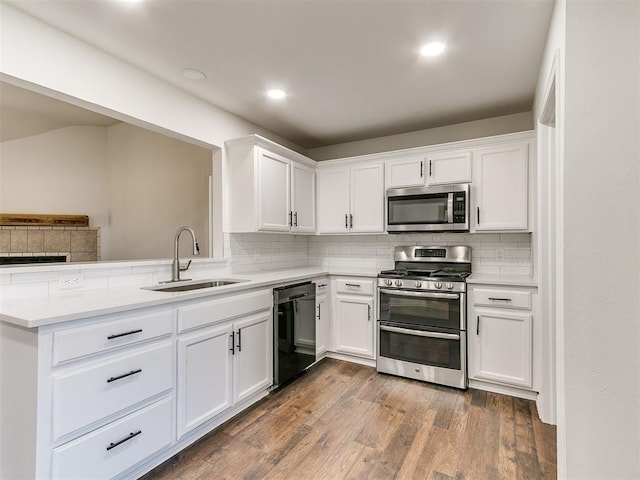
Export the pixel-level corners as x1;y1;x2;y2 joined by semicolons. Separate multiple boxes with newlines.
317;304;320;320
230;332;235;355
477;207;480;224
107;369;142;384
420;160;423;178
350;214;353;228
477;315;480;335
107;329;142;340
345;283;361;287
429;160;432;177
367;304;371;321
288;211;293;227
488;297;512;302
293;211;298;227
106;430;141;451
237;329;242;352
345;214;348;229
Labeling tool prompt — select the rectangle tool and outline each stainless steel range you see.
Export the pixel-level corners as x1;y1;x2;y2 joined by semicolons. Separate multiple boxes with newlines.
377;245;471;389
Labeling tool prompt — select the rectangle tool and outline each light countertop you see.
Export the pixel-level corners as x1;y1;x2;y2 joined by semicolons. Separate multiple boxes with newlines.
0;268;329;329
466;273;538;287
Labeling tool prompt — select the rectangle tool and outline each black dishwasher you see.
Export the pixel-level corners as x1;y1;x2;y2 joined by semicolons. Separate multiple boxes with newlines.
273;282;316;388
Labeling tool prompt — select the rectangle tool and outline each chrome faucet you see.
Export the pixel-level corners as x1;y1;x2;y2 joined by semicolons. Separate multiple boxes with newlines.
170;226;200;283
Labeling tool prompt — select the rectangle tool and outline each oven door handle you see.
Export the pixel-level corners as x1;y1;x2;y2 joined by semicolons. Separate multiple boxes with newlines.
379;325;460;341
378;289;460;300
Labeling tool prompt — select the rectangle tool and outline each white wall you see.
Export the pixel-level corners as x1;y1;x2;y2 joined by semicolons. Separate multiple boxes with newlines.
561;1;640;478
0;125;110;225
307;112;533;160
535;1;640;478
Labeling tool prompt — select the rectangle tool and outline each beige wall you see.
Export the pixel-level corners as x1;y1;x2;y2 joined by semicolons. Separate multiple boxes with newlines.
105;123;212;261
0;123;212;261
0;125;110;226
306;111;533;160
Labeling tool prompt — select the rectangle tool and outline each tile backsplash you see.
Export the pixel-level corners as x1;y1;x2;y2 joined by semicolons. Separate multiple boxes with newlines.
225;232;532;276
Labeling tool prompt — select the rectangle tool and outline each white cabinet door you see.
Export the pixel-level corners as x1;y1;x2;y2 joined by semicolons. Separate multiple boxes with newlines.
334;295;374;358
291;162;316;233
316;294;328;356
385;155;426;188
177;323;233;438
233;310;273;404
350;163;384;233
473;143;529;231
317;167;350;233
469;310;533;388
425;150;472;185
257;149;291;232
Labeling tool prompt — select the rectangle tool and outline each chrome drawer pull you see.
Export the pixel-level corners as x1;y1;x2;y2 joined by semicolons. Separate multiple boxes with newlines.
106;430;142;451
488;297;512;302
107;329;142;340
106;368;142;383
345;283;361;287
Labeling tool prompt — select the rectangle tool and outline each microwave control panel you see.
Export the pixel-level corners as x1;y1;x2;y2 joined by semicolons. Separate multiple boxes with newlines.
453;193;466;223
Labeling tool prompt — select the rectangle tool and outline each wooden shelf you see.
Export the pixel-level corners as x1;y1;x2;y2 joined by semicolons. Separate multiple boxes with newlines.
0;214;89;227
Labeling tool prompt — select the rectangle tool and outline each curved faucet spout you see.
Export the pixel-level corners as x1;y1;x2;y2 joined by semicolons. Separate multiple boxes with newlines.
171;226;200;282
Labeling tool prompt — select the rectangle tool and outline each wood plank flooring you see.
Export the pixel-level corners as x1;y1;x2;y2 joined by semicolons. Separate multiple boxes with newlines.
142;359;556;480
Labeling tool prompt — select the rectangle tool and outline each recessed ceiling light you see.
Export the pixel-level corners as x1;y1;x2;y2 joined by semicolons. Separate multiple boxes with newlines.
420;42;446;57
181;69;206;81
267;89;287;100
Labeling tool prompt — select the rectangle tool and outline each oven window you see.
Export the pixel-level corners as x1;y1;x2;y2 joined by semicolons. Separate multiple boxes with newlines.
387;193;449;225
379;327;461;370
379;291;461;330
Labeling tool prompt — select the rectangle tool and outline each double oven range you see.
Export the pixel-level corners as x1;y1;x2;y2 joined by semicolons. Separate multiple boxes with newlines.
377;246;471;389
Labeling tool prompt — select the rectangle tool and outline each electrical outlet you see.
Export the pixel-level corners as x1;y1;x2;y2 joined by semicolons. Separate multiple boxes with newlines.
59;274;84;289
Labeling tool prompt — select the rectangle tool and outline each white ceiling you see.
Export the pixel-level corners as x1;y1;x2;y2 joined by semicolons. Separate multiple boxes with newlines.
3;0;555;149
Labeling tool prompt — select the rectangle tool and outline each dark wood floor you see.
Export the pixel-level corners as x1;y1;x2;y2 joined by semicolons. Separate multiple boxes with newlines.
143;358;557;480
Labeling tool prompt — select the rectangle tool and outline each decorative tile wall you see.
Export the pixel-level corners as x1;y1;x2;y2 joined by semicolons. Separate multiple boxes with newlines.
224;233;309;273
0;226;101;262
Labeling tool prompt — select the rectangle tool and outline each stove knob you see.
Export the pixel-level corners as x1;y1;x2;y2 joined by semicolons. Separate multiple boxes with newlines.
434;282;443;289
385;279;393;286
394;279;403;287
446;283;454;290
415;281;422;288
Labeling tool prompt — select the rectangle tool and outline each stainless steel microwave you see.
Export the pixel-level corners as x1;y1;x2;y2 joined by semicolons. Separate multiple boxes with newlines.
386;183;470;233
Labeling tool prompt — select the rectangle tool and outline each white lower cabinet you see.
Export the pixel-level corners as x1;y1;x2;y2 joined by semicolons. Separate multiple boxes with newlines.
177;323;233;437
468;285;536;394
176;290;273;438
314;278;330;357
51;396;173;480
333;277;375;359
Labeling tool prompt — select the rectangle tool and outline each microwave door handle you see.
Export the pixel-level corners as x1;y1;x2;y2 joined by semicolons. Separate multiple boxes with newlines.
379;325;460;341
447;193;454;224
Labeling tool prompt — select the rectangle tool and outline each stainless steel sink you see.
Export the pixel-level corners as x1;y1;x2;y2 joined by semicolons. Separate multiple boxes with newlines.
142;279;246;292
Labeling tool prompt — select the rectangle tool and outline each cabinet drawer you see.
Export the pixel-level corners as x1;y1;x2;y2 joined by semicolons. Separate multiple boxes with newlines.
52;396;172;480
473;288;531;310
335;278;374;296
178;289;272;332
52;342;173;441
53;309;173;365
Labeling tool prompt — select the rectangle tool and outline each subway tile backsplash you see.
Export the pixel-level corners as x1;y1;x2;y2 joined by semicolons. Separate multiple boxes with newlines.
225;232;532;276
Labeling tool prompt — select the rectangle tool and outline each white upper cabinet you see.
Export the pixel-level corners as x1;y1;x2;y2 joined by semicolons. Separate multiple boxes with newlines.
224;135;316;234
425;149;472;185
472;142;529;232
257;149;291;232
291;162;316;233
384;150;471;189
385;155;426;188
317;163;384;234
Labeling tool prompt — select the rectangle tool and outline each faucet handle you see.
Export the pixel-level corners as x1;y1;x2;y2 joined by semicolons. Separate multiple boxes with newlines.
179;260;192;272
